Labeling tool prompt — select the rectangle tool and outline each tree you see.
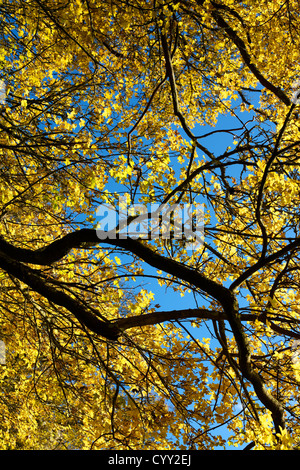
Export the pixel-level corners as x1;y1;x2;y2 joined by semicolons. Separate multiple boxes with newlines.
0;0;300;450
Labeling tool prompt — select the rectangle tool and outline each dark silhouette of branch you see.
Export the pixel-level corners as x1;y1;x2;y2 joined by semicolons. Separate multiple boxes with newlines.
0;247;120;341
210;1;290;106
0;228;286;433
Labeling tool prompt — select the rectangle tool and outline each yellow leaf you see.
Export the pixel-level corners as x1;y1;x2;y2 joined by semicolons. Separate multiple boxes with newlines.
103;108;111;118
115;256;122;265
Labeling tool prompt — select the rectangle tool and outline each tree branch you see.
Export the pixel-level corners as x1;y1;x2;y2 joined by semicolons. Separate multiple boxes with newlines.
114;307;220;331
0;248;120;341
210;2;290;106
0;229;286;432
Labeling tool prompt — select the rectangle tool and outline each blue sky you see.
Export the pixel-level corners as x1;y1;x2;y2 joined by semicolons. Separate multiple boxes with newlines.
88;78;285;448
91;96;265;449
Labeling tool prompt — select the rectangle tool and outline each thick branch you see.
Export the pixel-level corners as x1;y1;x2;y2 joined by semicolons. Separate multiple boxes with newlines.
115;308;300;340
210;2;290;106
0;249;120;341
114;308;220;331
0;229;233;306
0;229;286;431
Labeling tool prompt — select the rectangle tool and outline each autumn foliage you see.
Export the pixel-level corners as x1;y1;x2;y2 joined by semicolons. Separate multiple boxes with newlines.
1;0;300;450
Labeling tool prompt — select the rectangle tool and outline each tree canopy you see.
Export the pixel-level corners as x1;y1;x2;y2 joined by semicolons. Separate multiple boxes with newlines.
1;0;300;450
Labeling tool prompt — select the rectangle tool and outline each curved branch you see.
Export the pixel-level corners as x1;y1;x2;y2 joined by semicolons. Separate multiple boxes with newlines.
114;307;220;331
210;2;290;106
230;234;300;291
254;103;296;258
0;248;120;341
160;27;215;161
0;229;232;305
0;229;286;432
